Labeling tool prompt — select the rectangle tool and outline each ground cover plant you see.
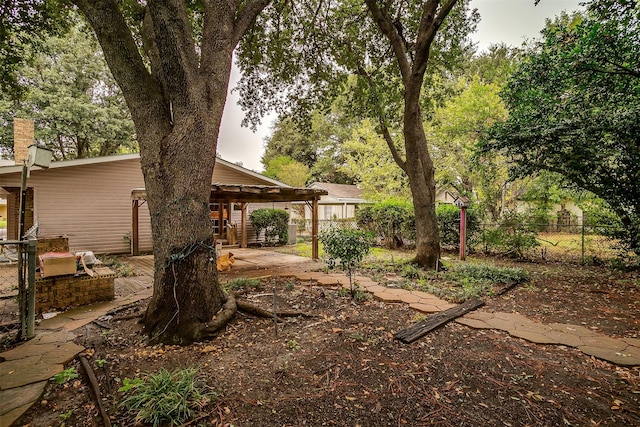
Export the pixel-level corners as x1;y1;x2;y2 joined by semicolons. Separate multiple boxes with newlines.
9;250;639;426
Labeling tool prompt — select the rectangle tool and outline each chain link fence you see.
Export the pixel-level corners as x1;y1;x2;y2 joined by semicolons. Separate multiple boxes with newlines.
293;216;628;263
0;240;36;339
473;222;626;262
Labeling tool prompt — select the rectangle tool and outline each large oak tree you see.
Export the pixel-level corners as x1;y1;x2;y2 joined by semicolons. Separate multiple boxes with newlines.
237;0;477;268
69;0;271;344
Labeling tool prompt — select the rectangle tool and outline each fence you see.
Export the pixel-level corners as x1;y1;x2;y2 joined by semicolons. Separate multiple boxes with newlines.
462;222;625;263
293;217;627;263
293;218;359;235
0;239;37;339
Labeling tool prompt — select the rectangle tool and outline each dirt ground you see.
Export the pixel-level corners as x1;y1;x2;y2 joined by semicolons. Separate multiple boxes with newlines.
11;256;640;427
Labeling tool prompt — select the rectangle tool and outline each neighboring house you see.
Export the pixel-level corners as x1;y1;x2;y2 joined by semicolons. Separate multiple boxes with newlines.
514;200;584;226
293;182;371;221
0;152;297;254
436;187;584;226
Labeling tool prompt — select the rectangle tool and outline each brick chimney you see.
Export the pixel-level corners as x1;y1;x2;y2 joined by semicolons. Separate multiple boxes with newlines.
13;118;34;164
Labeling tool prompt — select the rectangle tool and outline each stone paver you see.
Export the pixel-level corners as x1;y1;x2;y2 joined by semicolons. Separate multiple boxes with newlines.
295;270;639;367
0;271;154;427
0;382;46;419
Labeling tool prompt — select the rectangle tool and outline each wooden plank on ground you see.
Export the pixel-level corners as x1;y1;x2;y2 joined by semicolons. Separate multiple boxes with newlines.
394;298;485;344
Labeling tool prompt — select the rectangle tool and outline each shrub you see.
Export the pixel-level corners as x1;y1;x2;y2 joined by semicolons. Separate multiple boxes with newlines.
357;199;414;248
481;211;540;258
436;203;481;249
224;277;261;292
119;367;215;427
249;208;289;245
320;227;373;298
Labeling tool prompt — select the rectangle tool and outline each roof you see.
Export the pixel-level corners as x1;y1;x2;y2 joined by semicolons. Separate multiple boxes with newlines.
308;182;366;202
132;184;327;203
0;152;288;187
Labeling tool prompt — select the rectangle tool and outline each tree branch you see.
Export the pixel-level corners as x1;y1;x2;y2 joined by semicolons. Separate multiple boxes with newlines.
413;0;458;78
72;0;166;128
355;64;407;172
233;0;272;46
580;59;640;79
147;0;198;106
364;0;412;81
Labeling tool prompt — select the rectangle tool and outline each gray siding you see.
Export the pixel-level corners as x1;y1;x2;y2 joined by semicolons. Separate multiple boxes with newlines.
0;156;287;254
0;158;150;254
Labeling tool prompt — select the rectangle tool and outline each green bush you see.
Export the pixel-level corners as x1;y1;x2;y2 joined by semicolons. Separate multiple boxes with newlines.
356;199;414;248
481;211;540;258
436;203;480;249
224;277;261;292
119;367;215;427
320;228;373;299
450;263;529;285
249;208;289;245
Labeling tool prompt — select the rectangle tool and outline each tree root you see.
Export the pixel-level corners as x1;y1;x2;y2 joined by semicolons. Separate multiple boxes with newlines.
201;293;316;338
236;299;315;320
202;294;238;338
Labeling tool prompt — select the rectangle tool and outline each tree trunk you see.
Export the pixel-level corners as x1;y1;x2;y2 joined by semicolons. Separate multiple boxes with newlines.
138;63;232;345
404;82;441;269
140;125;227;344
71;0;260;345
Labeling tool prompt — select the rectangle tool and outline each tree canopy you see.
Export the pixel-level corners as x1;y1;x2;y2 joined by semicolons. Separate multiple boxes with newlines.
486;0;640;252
0;0;69;99
0;18;136;159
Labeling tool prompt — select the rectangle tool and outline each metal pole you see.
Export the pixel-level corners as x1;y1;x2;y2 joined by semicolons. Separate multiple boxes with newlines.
581;215;585;264
26;239;36;338
18;163;28;338
19;163;28;240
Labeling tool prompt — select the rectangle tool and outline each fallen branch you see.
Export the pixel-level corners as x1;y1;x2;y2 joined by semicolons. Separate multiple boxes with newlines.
78;355;111;427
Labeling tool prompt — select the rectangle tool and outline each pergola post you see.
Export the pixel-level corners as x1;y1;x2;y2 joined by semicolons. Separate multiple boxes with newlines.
240;202;247;248
131;199;139;255
312;197;319;260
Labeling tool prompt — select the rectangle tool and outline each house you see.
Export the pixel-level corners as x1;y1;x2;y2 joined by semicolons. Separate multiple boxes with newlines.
293;182;371;222
0;151;314;254
436;186;584;226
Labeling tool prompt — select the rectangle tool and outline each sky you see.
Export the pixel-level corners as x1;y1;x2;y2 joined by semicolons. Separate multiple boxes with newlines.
217;0;584;172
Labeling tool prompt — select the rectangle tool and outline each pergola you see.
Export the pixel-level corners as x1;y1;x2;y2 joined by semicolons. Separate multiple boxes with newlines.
130;184;328;259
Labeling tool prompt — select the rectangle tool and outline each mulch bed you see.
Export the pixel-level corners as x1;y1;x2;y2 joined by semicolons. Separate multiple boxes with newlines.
12;260;640;427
